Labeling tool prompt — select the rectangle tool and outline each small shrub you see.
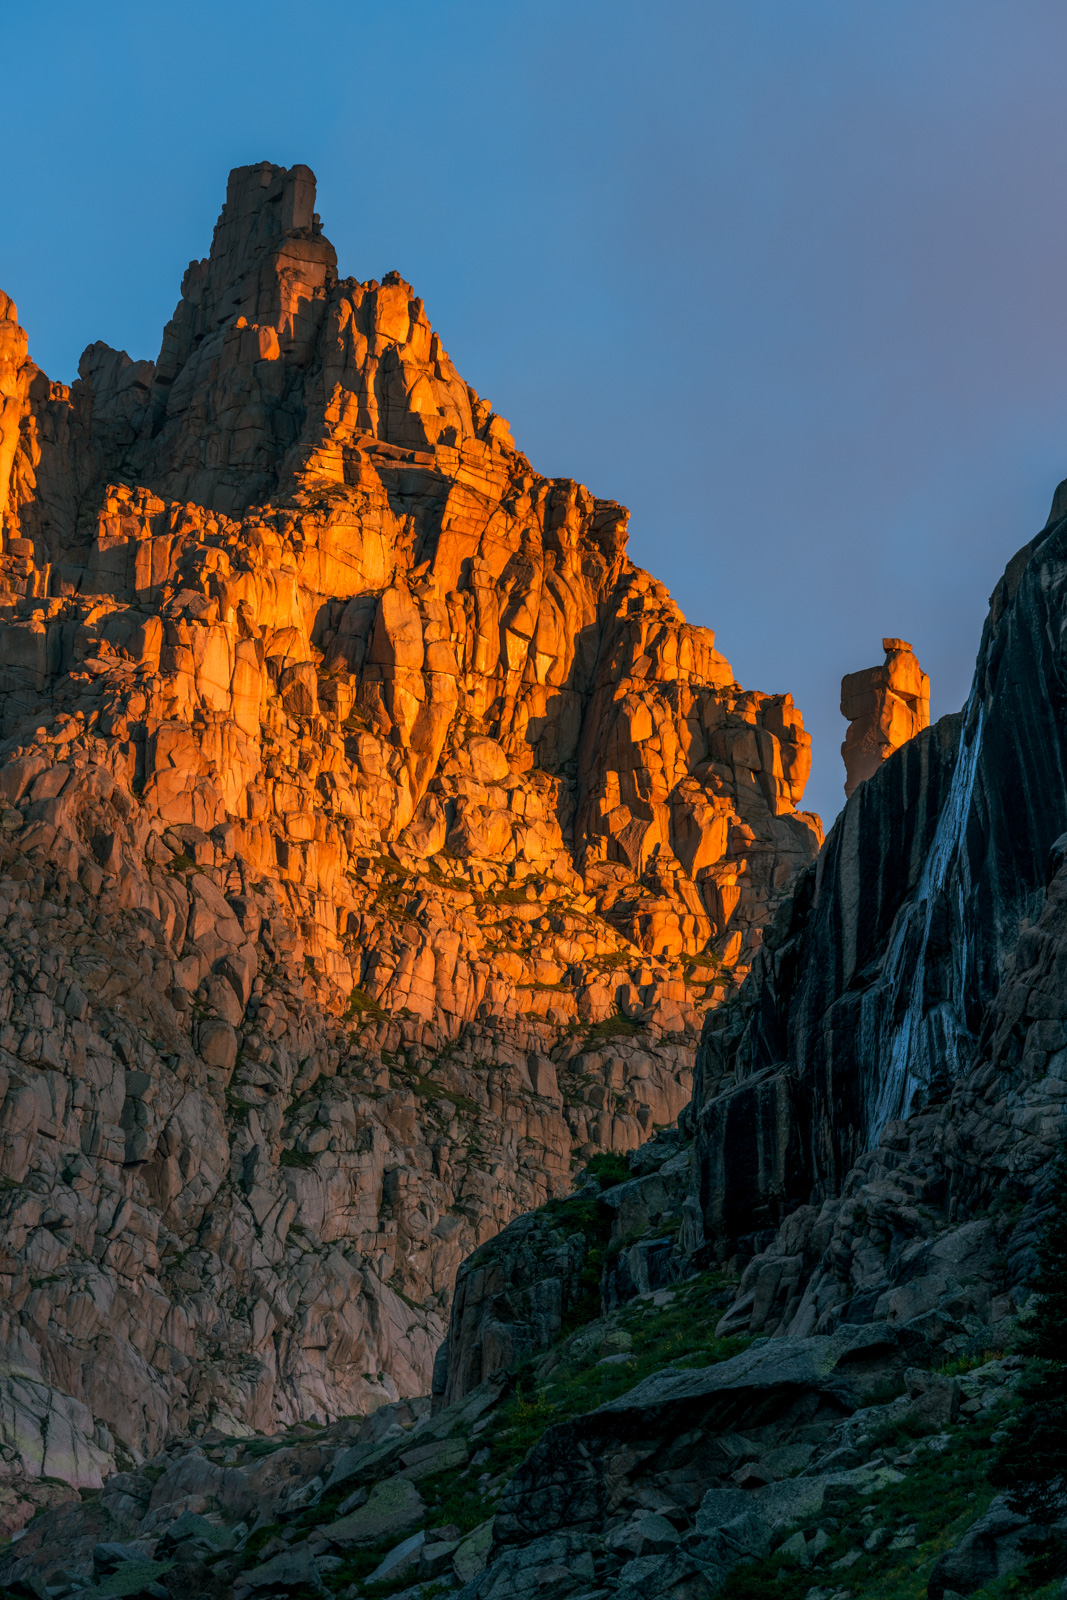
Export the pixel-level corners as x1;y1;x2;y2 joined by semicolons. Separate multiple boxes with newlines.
585;1151;631;1188
937;1350;1005;1378
280;1148;317;1170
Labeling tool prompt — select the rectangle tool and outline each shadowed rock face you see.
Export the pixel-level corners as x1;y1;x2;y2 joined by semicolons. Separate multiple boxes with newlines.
493;1324;908;1546
688;490;1067;1260
0;163;821;1525
840;637;929;799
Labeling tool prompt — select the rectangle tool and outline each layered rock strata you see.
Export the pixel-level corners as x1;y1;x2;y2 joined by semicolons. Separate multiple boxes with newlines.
841;636;929;798
0;162;820;1518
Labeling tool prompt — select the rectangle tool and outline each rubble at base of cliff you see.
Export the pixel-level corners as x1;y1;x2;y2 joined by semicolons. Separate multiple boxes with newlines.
0;1232;1046;1600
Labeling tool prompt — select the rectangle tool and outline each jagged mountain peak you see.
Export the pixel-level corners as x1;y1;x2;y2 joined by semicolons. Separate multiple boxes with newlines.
0;167;823;1523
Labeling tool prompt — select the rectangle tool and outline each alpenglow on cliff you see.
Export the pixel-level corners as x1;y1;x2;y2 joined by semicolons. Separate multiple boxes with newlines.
0;163;819;1503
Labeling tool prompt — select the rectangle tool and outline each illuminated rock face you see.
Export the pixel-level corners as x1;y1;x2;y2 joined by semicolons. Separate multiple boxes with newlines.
841;637;930;798
0;162;819;1500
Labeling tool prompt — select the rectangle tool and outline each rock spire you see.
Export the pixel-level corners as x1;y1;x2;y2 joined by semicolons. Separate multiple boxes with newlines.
0;163;823;1506
840;637;930;798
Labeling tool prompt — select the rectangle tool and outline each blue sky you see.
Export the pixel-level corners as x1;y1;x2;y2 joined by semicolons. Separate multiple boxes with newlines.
4;0;1067;823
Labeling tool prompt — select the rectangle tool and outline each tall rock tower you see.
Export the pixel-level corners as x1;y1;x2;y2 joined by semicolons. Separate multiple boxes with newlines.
841;637;930;797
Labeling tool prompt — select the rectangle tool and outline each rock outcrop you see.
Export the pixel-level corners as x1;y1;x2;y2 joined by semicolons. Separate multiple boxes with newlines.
6;369;1067;1599
0;1249;1029;1600
396;477;1067;1600
687;507;1067;1260
0;161;821;1522
841;637;929;798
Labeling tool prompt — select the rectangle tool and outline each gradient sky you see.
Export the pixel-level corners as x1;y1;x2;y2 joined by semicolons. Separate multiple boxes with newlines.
4;0;1067;824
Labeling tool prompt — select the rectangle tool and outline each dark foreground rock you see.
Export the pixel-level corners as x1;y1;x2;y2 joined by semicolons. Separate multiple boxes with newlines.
689;496;1067;1261
926;1494;1032;1599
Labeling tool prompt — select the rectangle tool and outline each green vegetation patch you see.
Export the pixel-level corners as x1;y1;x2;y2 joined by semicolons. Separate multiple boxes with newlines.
412;1074;480;1116
374;854;413;880
409;1464;495;1539
719;1405;1015;1600
388;1056;481;1116
580;1013;641;1045
280;1148;318;1170
82;1560;175;1598
584;1151;631;1187
344;985;386;1019
478;883;539;906
481;1271;747;1482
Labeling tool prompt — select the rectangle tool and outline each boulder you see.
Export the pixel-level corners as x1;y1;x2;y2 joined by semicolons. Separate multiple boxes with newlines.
927;1495;1032;1599
235;1542;324;1595
321;1476;426;1549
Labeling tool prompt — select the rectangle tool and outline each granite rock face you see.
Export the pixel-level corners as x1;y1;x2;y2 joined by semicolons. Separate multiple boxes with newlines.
411;477;1067;1600
841;637;929;798
14;164;1067;1600
687;498;1067;1261
0;162;820;1525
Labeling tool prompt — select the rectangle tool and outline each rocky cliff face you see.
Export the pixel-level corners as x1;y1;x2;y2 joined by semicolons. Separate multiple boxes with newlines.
0;162;820;1521
686;509;1067;1261
5;189;1067;1600
841;637;930;798
373;483;1067;1599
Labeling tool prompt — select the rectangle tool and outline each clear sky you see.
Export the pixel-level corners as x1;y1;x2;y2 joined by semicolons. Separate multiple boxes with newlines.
4;0;1067;825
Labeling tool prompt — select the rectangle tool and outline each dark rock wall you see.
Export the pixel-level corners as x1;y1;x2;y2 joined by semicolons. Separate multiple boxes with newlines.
689;498;1067;1259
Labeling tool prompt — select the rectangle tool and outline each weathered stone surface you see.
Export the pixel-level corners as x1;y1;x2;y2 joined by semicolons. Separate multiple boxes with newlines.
366;1526;426;1583
322;1474;425;1548
0;162;820;1516
439;1131;692;1405
926;1494;1031;1599
702;830;1067;1349
235;1541;324;1595
841;637;929;798
493;1324;905;1547
684;497;1067;1266
452;1516;495;1583
436;1188;600;1407
457;1531;596;1599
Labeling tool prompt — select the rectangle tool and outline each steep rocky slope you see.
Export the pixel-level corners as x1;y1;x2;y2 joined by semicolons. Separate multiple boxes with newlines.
378;486;1067;1599
3;202;1067;1600
689;496;1067;1257
0;163;821;1525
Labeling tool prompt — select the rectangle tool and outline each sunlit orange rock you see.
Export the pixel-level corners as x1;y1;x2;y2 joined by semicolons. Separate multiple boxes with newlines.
841;636;930;797
0;162;826;1466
